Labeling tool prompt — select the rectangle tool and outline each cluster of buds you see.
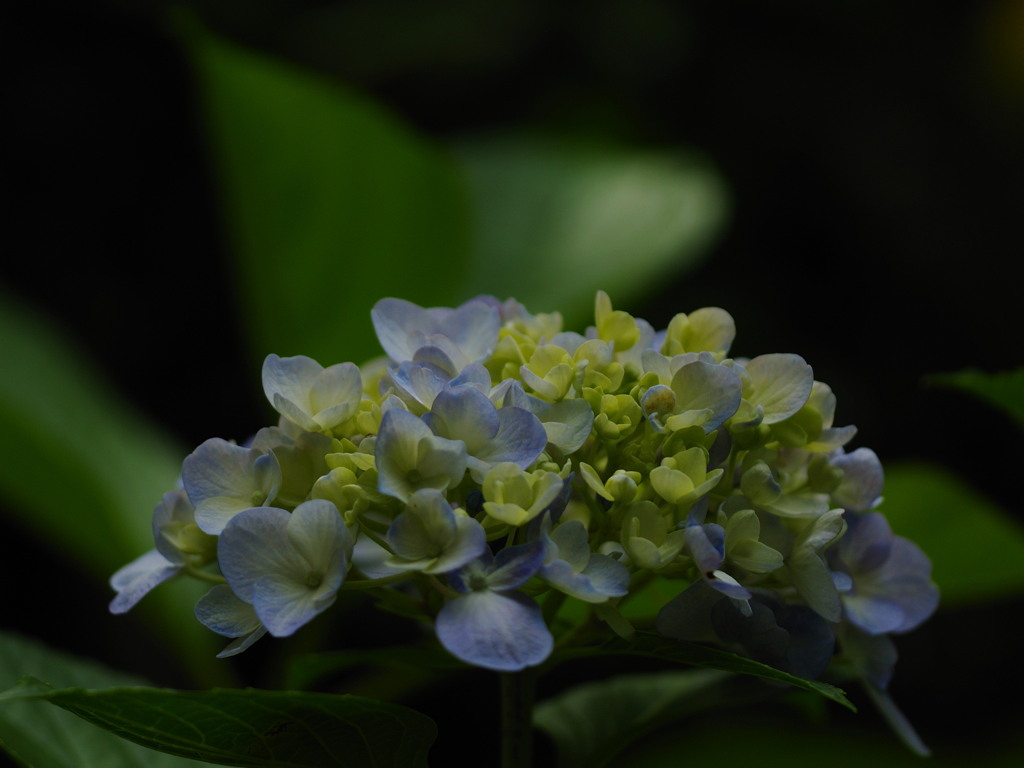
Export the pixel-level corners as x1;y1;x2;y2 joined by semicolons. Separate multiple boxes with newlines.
111;292;937;694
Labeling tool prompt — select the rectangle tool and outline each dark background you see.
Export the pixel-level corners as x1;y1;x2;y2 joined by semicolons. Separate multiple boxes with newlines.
4;1;1023;765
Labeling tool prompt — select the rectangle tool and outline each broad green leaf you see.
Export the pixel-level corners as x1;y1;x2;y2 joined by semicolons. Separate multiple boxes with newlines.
928;367;1024;430
177;18;472;367
882;461;1024;605
0;631;210;767
454;136;729;328
534;668;730;768
0;294;219;677
552;631;855;711
1;677;436;768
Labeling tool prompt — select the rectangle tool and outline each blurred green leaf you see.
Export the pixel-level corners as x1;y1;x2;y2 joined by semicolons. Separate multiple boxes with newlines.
928;367;1024;430
0;293;181;572
0;293;220;679
883;461;1024;605
1;676;436;768
177;18;473;366
617;714;1024;768
0;631;210;767
534;668;730;768
554;631;854;711
454;136;729;327
284;645;463;692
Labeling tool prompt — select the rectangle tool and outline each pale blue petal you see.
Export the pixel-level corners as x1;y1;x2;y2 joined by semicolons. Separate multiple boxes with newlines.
109;549;180;614
194;584;262;638
542;552;629;603
435;591;553;671
216;627;269;659
440;298;502;364
387;489;459;561
487;541;545;590
550;331;585;354
850;538;939;634
183;438;281;534
444;557;483;594
831;513;938;635
372;297;500;368
218;506;299;602
412;344;458;377
830;447;885;511
377;407;468;500
352;530;406;578
419;515;487;575
450;363;492;392
377;405;432;456
745;353;814;425
496;379;530;409
286;499;352;573
705;570;752;600
832;571;854;592
261;354;323;418
424;385;499;453
412;435;469;492
485;407;547;468
531;398;594;454
684;524;724;572
389;361;449;410
842;592;907;634
252;573;326;636
308;362;362;428
580;554;630;597
834;512;893;572
670;361;742;432
547;520;591;572
372;298;431;363
249;545;344;637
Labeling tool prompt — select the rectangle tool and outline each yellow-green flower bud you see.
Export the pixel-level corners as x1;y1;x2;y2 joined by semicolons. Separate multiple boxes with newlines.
649;447;723;508
482;462;565;526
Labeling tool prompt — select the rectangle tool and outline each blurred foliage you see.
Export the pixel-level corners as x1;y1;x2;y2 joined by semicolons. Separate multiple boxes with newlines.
179;15;474;366
885;461;1024;605
928;367;1024;431
0;632;208;768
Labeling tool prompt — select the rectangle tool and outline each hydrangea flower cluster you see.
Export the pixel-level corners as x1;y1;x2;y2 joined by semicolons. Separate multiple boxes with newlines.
111;292;937;705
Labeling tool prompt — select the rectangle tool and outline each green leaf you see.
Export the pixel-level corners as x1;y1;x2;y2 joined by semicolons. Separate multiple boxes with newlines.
552;631;855;711
617;714;1024;768
1;677;437;768
928;367;1024;430
0;294;220;678
0;631;210;767
0;292;182;574
534;668;731;768
882;461;1024;605
454;136;729;327
176;17;472;367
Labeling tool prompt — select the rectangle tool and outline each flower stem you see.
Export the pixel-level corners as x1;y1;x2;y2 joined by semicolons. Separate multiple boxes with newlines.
500;670;536;768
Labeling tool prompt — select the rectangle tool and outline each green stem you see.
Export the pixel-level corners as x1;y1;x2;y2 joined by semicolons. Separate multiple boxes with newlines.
500;670;536;768
184;564;226;584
